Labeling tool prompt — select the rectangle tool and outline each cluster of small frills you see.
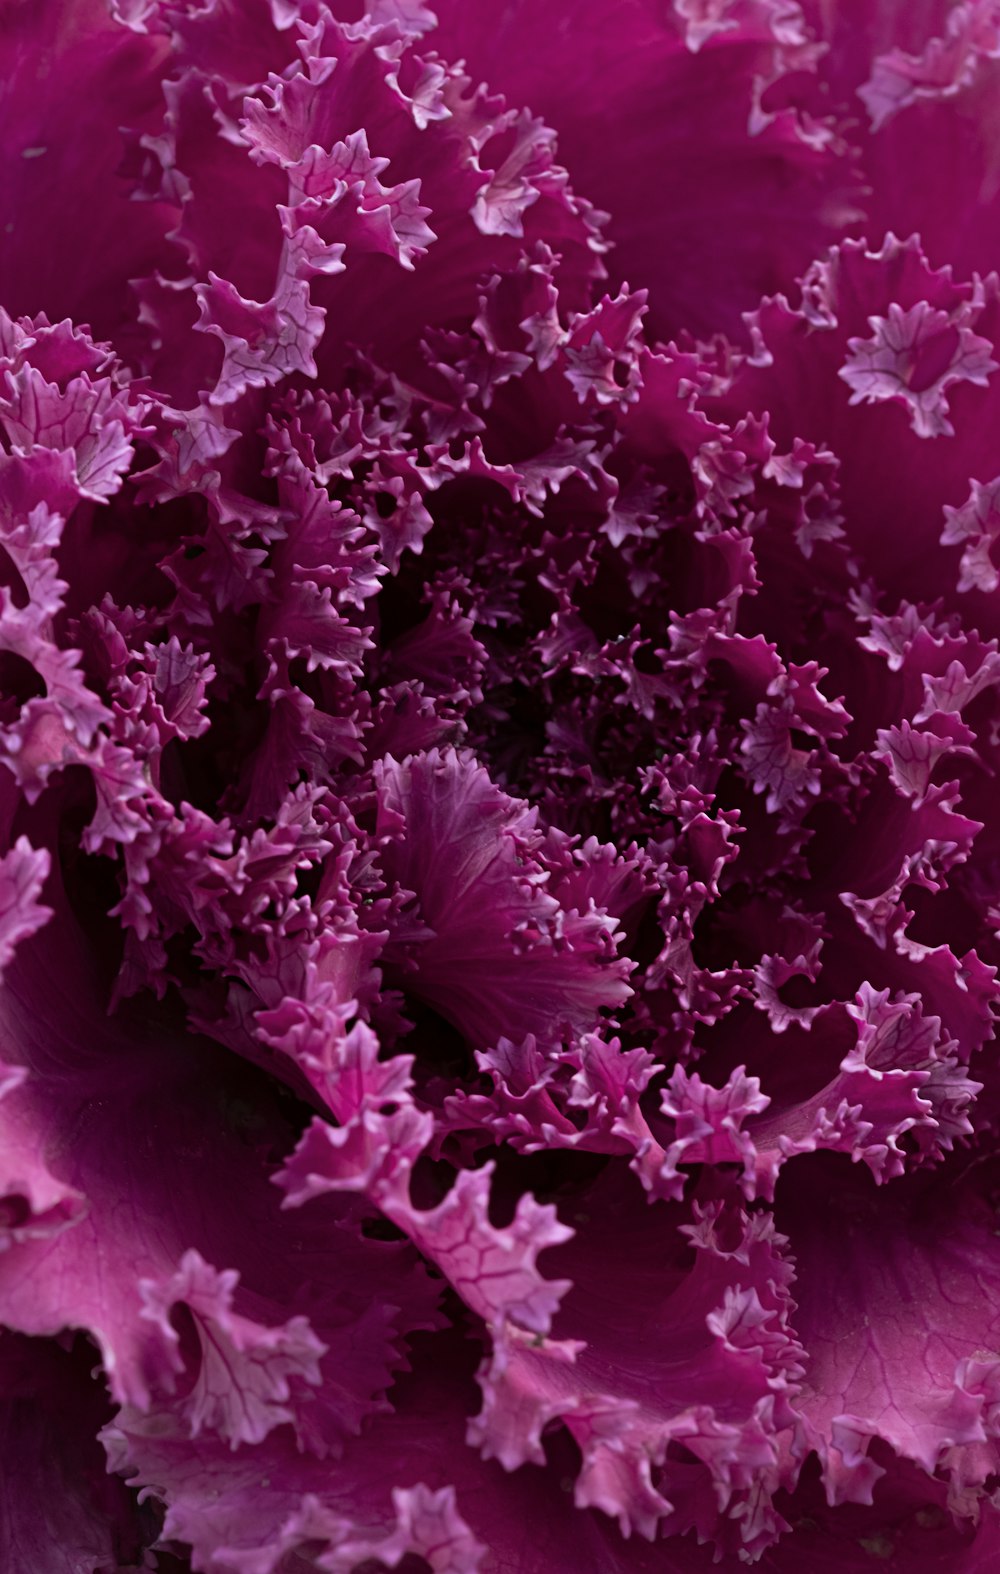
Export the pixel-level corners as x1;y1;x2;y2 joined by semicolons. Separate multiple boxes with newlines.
7;0;1000;1568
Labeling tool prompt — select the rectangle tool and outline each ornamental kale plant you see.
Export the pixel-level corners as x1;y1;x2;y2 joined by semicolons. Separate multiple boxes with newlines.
5;0;1000;1568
